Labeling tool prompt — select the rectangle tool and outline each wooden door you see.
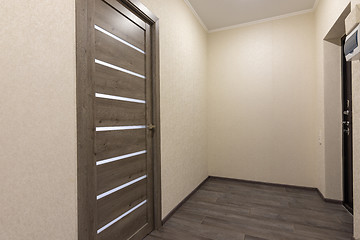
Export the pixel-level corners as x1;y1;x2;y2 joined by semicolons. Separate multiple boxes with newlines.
76;0;161;239
341;36;353;214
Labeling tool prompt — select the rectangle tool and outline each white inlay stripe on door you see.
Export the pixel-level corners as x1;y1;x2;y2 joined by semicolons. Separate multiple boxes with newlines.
95;59;145;79
97;200;147;234
95;25;145;54
95;93;146;104
96;126;146;132
96;150;147;166
97;175;147;200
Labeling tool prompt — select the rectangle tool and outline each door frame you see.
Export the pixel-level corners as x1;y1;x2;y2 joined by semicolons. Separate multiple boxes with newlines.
75;0;161;239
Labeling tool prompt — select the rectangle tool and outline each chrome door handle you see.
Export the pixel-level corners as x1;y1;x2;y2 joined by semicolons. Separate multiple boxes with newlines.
147;124;156;130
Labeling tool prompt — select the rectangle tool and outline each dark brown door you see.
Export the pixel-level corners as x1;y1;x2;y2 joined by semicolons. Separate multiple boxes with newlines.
94;0;154;239
341;36;353;214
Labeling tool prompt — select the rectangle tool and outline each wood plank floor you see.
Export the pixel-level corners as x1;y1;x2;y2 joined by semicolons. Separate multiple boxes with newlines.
144;177;353;240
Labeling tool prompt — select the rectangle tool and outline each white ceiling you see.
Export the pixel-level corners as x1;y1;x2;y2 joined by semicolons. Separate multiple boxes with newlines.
185;0;318;32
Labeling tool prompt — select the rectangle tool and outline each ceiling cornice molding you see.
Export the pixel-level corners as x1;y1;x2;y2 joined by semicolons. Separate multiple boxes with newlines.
209;6;317;33
313;0;320;11
184;0;319;34
183;0;209;32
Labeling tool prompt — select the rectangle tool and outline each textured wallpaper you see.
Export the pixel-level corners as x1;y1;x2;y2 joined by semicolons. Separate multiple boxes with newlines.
0;0;77;239
207;13;318;188
139;0;209;218
1;0;359;238
352;60;360;239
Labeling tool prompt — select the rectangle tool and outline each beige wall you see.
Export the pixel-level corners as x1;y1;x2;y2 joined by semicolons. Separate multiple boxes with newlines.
315;0;360;237
1;0;209;238
0;0;77;240
352;61;360;239
2;0;359;239
323;40;343;200
314;0;350;201
351;2;360;238
207;13;318;188
353;60;360;239
140;0;209;218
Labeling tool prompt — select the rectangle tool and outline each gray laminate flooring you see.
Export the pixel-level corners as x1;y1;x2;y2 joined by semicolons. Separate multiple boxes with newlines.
144;177;353;240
